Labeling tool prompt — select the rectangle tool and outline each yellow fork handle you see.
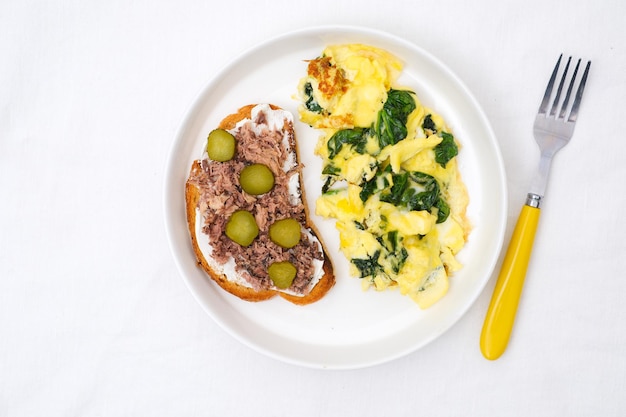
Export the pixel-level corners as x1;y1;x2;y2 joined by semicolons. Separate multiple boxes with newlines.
480;204;541;360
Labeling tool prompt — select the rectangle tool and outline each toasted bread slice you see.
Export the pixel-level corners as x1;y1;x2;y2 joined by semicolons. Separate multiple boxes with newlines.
185;104;335;305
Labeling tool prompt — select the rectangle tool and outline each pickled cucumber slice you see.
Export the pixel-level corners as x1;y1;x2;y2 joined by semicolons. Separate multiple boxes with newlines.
206;129;236;162
268;261;297;289
239;164;274;195
269;218;301;248
225;210;259;247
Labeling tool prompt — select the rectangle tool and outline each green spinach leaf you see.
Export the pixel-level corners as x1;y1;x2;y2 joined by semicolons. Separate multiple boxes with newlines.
304;82;323;113
322;163;340;176
359;175;379;203
434;131;458;168
422;114;437;133
376;90;416;149
375;171;450;224
390;247;409;274
405;172;440;212
376;231;409;275
351;250;382;278
380;172;410;206
321;176;334;194
327;127;369;159
358;164;391;203
384;230;399;252
435;198;450;224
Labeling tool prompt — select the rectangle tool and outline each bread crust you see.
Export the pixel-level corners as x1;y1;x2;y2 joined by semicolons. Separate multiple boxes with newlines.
185;104;335;305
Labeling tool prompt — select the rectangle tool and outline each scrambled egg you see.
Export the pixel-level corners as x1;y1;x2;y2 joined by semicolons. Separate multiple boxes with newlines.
298;44;402;129
297;44;470;309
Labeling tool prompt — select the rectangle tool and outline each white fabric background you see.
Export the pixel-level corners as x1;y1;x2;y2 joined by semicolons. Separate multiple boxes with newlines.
1;0;625;415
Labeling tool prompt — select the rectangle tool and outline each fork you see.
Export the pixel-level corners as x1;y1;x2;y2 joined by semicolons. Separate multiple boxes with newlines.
480;55;591;360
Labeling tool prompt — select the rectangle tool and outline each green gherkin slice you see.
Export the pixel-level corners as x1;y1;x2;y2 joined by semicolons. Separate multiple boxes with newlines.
225;210;259;247
239;164;275;195
268;261;297;289
269;218;301;248
206;129;236;162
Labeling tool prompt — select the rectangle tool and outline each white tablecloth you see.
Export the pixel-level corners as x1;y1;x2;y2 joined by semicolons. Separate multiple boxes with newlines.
2;0;625;415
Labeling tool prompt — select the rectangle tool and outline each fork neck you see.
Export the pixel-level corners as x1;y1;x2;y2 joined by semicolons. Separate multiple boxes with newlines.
526;193;542;208
528;147;556;207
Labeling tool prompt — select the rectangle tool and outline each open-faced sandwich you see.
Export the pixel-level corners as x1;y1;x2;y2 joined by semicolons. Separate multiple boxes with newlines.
185;103;335;305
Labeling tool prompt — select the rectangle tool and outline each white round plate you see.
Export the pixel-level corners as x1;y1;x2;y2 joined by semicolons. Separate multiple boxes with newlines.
164;25;507;369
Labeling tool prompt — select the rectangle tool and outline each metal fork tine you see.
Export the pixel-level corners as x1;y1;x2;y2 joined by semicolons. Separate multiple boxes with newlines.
568;60;591;123
549;56;571;117
538;54;562;115
558;58;580;120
